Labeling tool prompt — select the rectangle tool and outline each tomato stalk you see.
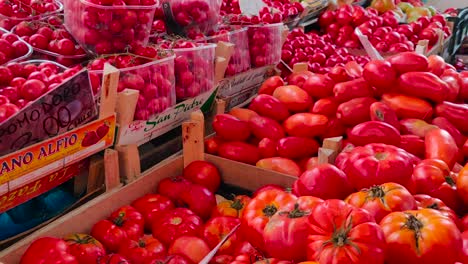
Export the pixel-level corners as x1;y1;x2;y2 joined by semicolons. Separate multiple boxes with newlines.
230;198;244;211
65;234;96;245
404;214;423;252
262;205;278;217
369;186;385;199
112;212;126;226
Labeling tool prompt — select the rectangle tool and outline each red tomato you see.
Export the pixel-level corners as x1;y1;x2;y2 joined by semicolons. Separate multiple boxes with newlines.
414;194;460;230
218;141;261;165
64;234;106;264
180;183;216;220
158;254;193;264
203;216;241;254
276;137;319;159
333;78;373;103
370;102;400;130
381;209;462;264
156;176;192;206
311;97;339;118
456;164;468;207
425;128;459;169
283;113;328;138
20;79;47;101
252;184;285;198
183;160;221;193
258;76;284;95
96;254;130;264
294;164;354;200
381;94;433;121
400;119;437;138
307;200;386;264
432;117;465;147
168;236;210;263
363;60;397;90
397;72;449;103
337;97;377;126
346;182;416;223
461;215;468;231
400;135;426;158
228;108;259;122
386;52;429;74
460;231;468;264
249;115;285;140
338;143;414;190
302;73;335;99
91;206;144;252
348;121;401;147
286;71;315;88
258;138;277;158
205;137;224;155
407;159;461;213
213;114;251;141
256;157;302;177
249;94;290;122
152;208;203;246
118;235;166;263
21;237;78;264
427;55;445;76
241;189;297;251
212;195;251;218
131;194;174;231
298;157;319;171
272;85;313;112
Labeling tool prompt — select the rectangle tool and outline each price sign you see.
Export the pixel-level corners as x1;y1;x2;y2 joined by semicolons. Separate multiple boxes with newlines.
0;69;98;156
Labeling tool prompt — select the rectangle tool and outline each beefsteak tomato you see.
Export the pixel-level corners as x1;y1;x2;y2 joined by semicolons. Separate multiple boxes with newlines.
168;236;210;263
212;195;251;218
118;235;166;263
307;200;386;264
64;234;106;264
202;216;241;254
380;209;462;264
152;208;203;246
21;237;78;264
456;164;468;206
131;194;174;231
414;194;460;230
345;183;416;223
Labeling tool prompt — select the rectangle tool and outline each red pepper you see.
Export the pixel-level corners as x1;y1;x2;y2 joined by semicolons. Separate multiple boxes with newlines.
425;128;459;169
397;72;449;103
435;102;468;135
333;78;373;102
432;117;465;147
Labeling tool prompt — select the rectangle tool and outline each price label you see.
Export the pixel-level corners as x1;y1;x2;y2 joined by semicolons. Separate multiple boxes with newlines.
239;0;268;16
0;70;98;156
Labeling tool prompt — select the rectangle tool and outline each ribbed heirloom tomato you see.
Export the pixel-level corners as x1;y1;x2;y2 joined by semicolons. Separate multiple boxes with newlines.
381;209;462;264
118;235;166;263
307;200;386;264
20;237;78;264
152;208;203;247
131;194;174;231
202;216;241;254
64;233;106;263
414;194;460;230
345;182;417;223
212;195;251;218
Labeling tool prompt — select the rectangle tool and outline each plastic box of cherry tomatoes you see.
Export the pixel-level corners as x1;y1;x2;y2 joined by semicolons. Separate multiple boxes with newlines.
167;43;216;101
247;23;283;68
63;0;157;54
0;27;33;65
197;26;250;77
88;54;176;121
0;0;63;31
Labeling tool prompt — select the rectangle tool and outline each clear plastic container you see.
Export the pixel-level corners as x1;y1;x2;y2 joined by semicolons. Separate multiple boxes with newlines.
0;28;33;65
197;26;250;77
247;23;283;67
169;43;216;101
20;59;69;71
88;54;176;121
0;0;63;31
63;0;157;55
10;24;88;67
165;0;220;35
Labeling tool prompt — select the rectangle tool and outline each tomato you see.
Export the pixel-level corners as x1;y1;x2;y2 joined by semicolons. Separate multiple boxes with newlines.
386;52;429;74
460;231;468;264
96;254;130;264
183;160;221;193
307;200;386;264
400;119;437;138
286;71;315;88
258;76;284;95
131;194;174;231
263;203;311;262
459;71;468;101
338;143;414;190
414;194;460;230
0;102;19;123
294;164;353;200
211;255;234;264
363;60;397;90
370;102;400;130
311;97;339;118
461;215;468;231
407;159;461;212
348;121;401;147
205;137;223;155
21;237;78;264
248;94;290;122
272;85;313;112
397;72;449;103
20;79;47;101
256;157;302;177
432;117;465;147
249;116;285;140
333;78;373;103
64;234;106;264
283;113;328;138
346;182;416;223
156;176;192;206
381;94;433;121
427;55;445;76
203;216;241;254
212;195;251;218
213;114;251;141
276;137;319;159
381;209;462;264
435;102;468;135
228;108;259;122
118;235;166;263
252;184;285;198
302;73;335;99
337;97;377;126
168;236;210;263
180;183;216;220
400;135;425;158
457;164;468;207
152;208;203;246
241;189;296;250
425;128;459;169
218;141;261;165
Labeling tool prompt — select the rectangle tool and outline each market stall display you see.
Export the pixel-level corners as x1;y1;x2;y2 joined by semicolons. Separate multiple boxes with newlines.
0;0;467;262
